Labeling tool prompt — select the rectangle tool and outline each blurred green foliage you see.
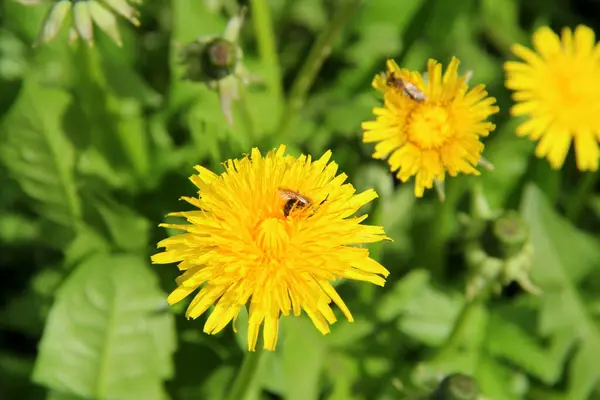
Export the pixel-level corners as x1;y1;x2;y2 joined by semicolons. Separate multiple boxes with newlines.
1;0;600;399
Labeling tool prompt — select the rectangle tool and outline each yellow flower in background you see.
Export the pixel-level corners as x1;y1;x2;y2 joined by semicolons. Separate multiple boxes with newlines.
152;146;390;351
505;25;600;171
362;57;499;198
31;0;141;46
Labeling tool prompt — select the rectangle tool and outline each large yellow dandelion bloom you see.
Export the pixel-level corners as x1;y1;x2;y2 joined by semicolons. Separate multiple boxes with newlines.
152;146;390;351
362;57;499;197
504;25;600;171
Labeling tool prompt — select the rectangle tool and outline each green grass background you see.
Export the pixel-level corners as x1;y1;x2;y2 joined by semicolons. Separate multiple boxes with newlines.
1;0;600;399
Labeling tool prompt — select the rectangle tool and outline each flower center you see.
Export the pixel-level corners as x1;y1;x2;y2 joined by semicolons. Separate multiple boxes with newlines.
255;217;289;259
406;105;453;149
543;57;600;130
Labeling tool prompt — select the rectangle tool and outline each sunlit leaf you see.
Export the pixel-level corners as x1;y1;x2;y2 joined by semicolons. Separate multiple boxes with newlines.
33;254;176;399
0;81;81;227
521;184;600;400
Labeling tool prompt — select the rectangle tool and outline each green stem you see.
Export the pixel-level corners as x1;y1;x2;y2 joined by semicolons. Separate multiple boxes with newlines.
236;84;256;147
274;0;363;140
225;346;265;400
565;171;599;222
419;180;467;279
249;0;283;105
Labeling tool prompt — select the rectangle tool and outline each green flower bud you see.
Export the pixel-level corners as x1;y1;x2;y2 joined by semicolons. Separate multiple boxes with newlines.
89;0;122;46
202;38;239;80
180;37;241;82
35;0;72;46
73;1;94;45
464;209;540;299
102;0;140;26
432;373;479;400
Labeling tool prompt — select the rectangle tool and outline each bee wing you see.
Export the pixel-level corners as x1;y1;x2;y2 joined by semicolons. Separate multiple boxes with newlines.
277;189;297;201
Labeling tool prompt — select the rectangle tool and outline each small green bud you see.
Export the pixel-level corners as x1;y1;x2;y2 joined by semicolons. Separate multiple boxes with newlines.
432;373;479;400
464;209;540;299
35;0;72;45
73;1;94;45
89;0;122;46
202;38;239;80
102;0;140;26
492;211;528;258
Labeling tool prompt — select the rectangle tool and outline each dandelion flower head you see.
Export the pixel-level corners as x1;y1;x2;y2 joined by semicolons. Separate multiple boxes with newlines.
362;57;499;197
505;25;600;171
152;146;390;351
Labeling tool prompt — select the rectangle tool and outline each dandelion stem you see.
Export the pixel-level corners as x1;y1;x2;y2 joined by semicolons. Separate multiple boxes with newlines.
225;346;265;400
565;171;599;222
249;0;283;104
274;0;363;140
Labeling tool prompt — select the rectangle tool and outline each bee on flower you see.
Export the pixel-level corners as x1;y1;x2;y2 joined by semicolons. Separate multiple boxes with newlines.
152;146;390;351
362;57;500;198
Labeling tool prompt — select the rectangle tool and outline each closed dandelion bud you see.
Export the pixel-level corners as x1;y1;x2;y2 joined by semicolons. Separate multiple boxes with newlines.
489;211;528;258
202;38;238;80
432;373;479;400
464;210;540;299
88;0;122;46
72;1;94;45
178;10;247;126
36;0;72;45
180;37;241;83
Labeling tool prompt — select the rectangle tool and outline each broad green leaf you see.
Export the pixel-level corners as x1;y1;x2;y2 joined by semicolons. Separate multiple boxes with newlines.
33;254;176;399
521;184;600;400
397;280;463;346
0;81;81;227
487;313;557;383
377;269;430;322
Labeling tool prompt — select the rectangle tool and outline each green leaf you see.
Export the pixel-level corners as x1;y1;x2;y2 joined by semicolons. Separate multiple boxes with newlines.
481;119;535;210
63;225;111;267
521;184;600;400
377;269;430;322
325;319;374;348
0;212;41;244
487;313;558;383
397;278;463;346
0;81;81;227
33;253;176;399
279;317;328;400
92;195;150;253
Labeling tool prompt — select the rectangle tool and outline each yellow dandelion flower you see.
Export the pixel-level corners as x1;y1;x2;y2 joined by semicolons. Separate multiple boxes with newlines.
361;57;499;197
151;145;390;351
504;25;600;171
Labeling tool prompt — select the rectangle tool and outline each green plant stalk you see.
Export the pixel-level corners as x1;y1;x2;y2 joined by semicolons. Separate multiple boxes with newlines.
225;345;265;400
565;170;599;222
274;0;363;140
419;180;467;279
249;0;283;105
236;83;256;146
